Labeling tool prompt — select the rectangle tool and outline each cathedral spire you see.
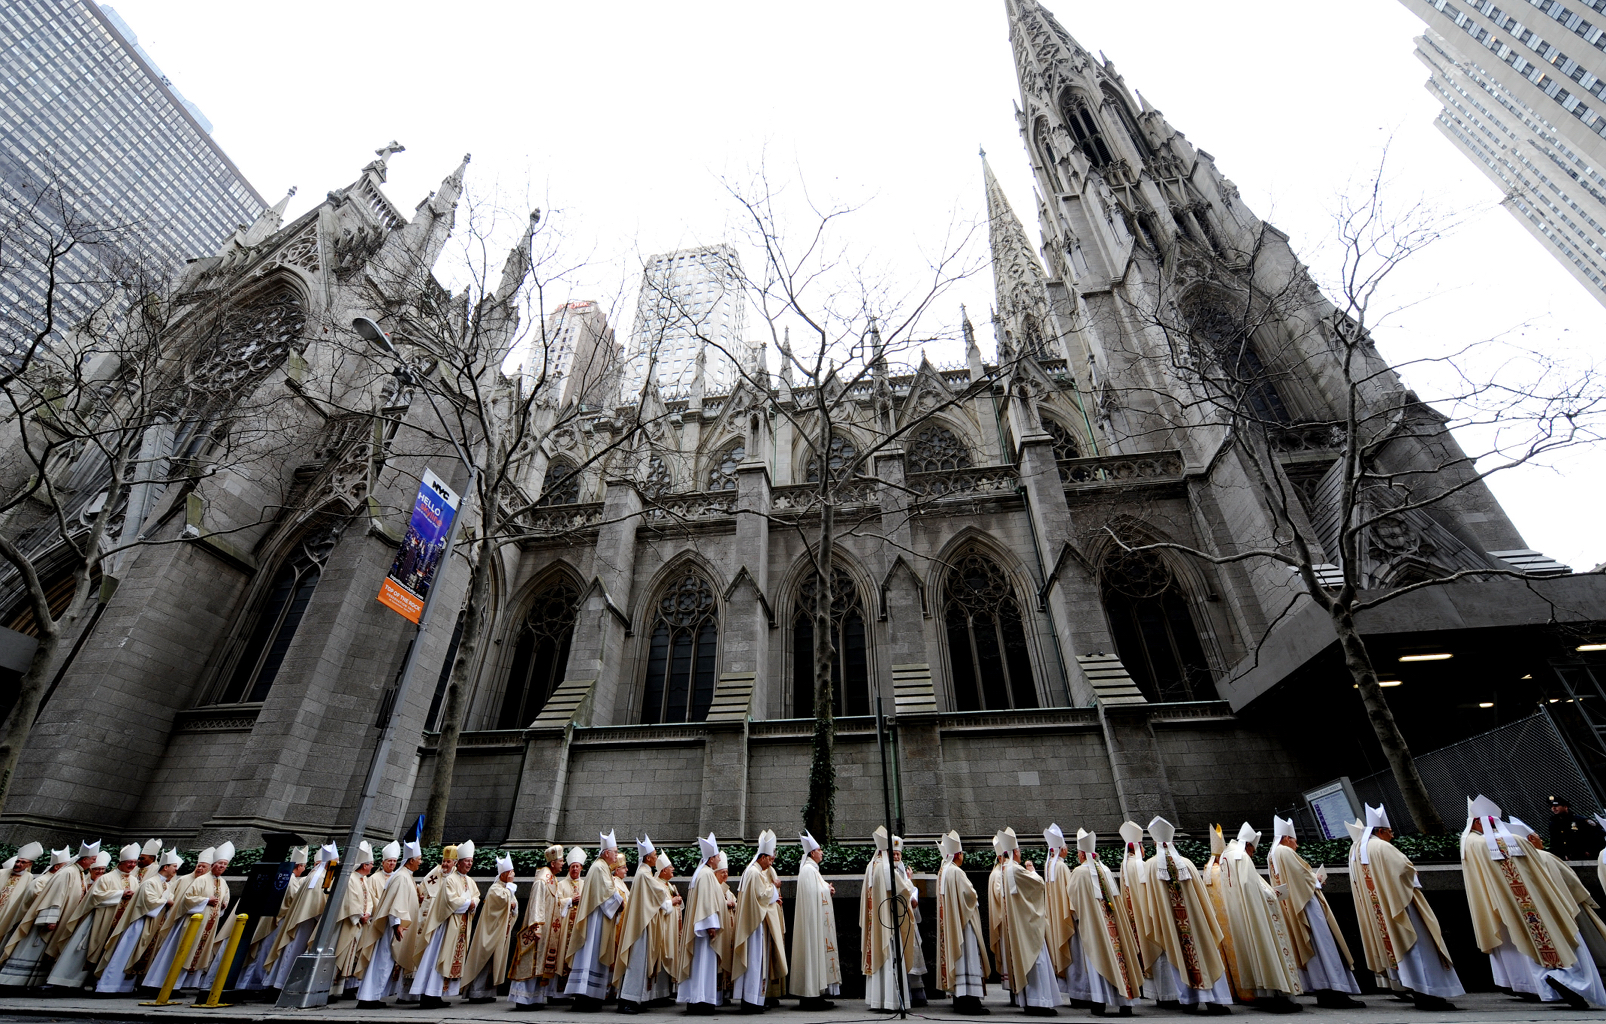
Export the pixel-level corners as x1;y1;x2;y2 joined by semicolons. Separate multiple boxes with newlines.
242;186;296;246
372;153;470;284
983;152;1053;361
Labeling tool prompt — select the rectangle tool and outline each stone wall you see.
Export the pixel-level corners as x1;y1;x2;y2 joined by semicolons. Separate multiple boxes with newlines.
402;704;1317;846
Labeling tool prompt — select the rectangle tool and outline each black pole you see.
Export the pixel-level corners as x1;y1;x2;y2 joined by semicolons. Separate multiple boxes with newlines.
875;697;907;1018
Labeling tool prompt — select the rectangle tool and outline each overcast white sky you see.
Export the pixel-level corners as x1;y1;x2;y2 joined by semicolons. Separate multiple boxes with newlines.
109;0;1605;570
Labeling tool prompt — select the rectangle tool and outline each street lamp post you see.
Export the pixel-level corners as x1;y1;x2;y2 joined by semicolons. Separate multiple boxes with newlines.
276;318;478;1008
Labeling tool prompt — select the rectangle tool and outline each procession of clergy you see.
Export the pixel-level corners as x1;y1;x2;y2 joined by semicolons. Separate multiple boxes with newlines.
0;794;1604;1016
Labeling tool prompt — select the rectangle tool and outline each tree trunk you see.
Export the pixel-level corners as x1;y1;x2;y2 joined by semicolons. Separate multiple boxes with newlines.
802;505;836;842
0;627;62;813
1333;606;1447;834
421;537;490;848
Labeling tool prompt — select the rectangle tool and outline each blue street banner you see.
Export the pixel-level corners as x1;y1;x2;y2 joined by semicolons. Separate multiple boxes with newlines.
378;469;461;624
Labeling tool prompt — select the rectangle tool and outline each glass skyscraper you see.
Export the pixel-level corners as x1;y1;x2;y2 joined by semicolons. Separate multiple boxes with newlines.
0;0;265;353
1399;0;1606;308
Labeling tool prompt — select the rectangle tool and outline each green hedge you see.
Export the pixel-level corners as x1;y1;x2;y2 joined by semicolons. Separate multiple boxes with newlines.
0;833;1468;876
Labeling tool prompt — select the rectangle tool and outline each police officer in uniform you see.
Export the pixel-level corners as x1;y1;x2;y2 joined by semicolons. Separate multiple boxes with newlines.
1547;796;1606;860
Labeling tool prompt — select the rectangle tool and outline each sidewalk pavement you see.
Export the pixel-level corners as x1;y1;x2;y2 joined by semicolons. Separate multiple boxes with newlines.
0;990;1587;1024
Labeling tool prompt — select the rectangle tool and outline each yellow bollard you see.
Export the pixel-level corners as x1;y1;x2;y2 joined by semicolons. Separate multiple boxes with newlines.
140;912;203;1006
192;913;248;1008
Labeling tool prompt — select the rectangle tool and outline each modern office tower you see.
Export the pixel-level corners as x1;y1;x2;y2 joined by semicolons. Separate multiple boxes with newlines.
0;1;266;352
1399;0;1606;307
521;300;622;410
622;245;759;398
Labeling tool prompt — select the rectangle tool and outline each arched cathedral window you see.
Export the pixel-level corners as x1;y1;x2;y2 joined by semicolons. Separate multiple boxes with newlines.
169;288;307;462
640;571;719;724
1100;549;1216;703
805;434;858;483
1044;419;1097;483
907;425;972;475
792;566;870;718
211;524;341;705
496;578;579;728
538;459;580;505
942;548;1038;711
642;453;672;498
1101;85;1152;161
1061;99;1114;169
707;444;744;491
1020;314;1050;358
1180;292;1292;426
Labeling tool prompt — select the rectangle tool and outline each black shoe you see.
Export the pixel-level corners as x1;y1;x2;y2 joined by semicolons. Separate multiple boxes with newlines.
469;996;496;1004
1089;1007;1106;1018
1548;977;1590;1010
573;995;602;1012
1024;1008;1058;1017
619;1001;641;1015
1116;1010;1132;1018
356;1001;386;1009
1155;1001;1181;1011
766;996;781;1008
1313;994;1364;1010
1410;994;1459;1012
799;998;837;1011
955;996;990;1015
740;1000;765;1014
685;1003;717;1016
511;1003;543;1011
420;996;449;1010
1200;1006;1232;1016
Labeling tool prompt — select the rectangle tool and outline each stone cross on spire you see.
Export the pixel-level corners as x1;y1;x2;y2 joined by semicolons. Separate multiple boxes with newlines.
364;141;407;183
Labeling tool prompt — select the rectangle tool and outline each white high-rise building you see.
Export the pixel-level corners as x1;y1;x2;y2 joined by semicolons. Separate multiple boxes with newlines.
622;245;759;398
519;300;619;409
1399;0;1606;307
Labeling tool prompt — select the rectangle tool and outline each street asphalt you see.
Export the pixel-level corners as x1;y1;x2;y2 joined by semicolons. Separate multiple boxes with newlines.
0;990;1598;1024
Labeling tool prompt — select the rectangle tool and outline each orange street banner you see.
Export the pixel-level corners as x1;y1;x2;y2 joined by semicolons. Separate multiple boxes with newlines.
378;469;461;624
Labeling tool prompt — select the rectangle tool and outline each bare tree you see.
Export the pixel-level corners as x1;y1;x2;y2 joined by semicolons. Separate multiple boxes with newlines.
0;182;313;810
1097;161;1606;834
342;189;645;847
624;165;992;841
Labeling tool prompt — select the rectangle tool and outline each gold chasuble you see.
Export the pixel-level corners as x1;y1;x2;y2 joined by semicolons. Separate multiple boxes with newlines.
1218;830;1301;995
175;873;231;974
1202;824;1249;1001
564;858;616;972
652;871;682;983
790;855;842;997
611;862;672;983
1042;847;1075;975
935;857;989;993
0;862;38;948
423;868;479;980
81;866;141;969
38;864;90;958
1346;827;1453;978
1116;823;1156;972
269;863;329;969
1069;859;1143;998
860;851;919;979
366;866;419;973
677;864;727;982
1460;815;1580;969
1532;846;1606;959
396;864;446;973
543;874;581;980
113;872;172;972
333;869;378;978
462;878;517;987
732;859;787;988
508;865;555;984
1140;843;1227;991
1268;842;1353;971
998;859;1048;994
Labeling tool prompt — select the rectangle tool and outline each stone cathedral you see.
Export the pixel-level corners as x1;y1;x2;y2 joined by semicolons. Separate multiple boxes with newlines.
1;0;1601;851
